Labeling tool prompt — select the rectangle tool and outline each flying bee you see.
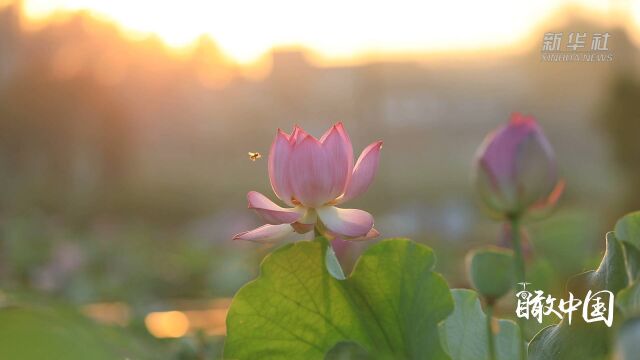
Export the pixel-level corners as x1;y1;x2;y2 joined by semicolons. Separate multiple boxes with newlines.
248;152;262;161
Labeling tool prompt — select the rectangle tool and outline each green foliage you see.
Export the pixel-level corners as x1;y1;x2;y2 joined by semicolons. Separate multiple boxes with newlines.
439;289;521;360
616;317;640;360
324;342;372;360
0;305;161;360
528;232;629;360
526;212;640;360
615;211;640;247
617;281;640;318
224;238;454;360
467;247;514;301
615;211;640;282
614;212;640;322
530;211;601;284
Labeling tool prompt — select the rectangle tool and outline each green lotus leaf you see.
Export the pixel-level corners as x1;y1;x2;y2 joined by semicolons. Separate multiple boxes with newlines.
439;289;521;360
225;238;454;360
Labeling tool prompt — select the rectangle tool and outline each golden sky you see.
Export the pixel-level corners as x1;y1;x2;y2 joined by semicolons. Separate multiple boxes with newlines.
16;0;640;64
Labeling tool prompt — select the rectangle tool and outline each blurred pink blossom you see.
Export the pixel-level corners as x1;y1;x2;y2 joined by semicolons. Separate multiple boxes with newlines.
475;113;564;218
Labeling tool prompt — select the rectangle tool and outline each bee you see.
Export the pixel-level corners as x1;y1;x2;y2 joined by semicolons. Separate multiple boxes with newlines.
248;152;262;161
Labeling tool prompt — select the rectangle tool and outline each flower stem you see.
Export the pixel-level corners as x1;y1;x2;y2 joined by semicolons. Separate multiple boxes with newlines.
509;215;527;360
314;227;322;239
486;302;496;360
510;216;526;287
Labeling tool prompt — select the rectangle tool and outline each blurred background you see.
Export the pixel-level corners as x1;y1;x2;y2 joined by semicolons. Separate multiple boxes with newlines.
0;0;639;358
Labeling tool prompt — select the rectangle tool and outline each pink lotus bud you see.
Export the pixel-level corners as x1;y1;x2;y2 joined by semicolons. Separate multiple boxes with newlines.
475;113;563;217
234;123;382;242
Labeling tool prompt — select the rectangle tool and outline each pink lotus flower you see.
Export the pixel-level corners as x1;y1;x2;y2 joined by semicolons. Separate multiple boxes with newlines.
233;123;382;242
475;113;564;217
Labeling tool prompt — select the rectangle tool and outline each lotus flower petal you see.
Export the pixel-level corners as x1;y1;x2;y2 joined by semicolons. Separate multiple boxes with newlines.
516;129;558;207
317;206;374;238
233;224;293;242
341;141;382;203
247;191;301;224
290;125;309;145
349;227;380;241
288;135;335;207
527;180;565;220
319;123;353;200
269;129;294;205
328;227;380;241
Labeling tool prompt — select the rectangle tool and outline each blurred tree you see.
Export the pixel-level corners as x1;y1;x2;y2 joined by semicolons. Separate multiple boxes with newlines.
0;6;131;218
601;74;640;213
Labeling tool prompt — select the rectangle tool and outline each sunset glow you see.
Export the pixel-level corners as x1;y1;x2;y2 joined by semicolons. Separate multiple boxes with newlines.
16;0;640;64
